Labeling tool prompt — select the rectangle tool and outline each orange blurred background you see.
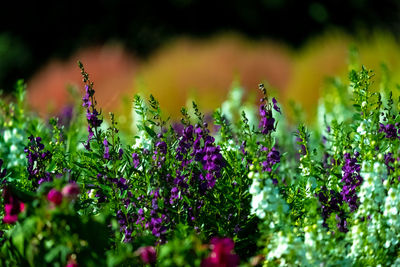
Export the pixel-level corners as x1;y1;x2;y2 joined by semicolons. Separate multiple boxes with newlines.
26;32;400;131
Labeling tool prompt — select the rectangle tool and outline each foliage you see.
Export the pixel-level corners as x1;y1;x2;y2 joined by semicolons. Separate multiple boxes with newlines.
1;60;400;266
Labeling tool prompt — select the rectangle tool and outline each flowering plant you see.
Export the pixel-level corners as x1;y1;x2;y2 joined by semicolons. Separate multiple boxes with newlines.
0;60;400;266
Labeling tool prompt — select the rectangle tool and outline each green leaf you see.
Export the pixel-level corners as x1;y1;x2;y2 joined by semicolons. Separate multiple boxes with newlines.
144;125;156;138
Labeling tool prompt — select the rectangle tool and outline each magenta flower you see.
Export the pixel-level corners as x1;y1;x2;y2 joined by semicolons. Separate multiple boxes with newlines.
65;257;79;267
3;203;25;224
65;261;78;267
2;187;25;224
201;238;239;267
136;246;156;264
47;189;63;206
62;183;80;200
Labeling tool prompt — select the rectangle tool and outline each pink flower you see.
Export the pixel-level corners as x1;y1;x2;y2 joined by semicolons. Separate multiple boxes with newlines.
47;189;63;206
65;254;78;267
62;183;80;200
201;238;239;267
2;187;25;224
66;259;78;267
136;246;156;264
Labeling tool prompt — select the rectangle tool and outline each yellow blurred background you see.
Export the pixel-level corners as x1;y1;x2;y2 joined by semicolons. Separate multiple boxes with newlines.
26;32;400;131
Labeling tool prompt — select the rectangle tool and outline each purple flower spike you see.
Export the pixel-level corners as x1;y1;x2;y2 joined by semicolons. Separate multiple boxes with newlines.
379;123;398;139
262;146;281;172
272;97;281;114
340;153;363;212
103;138;110;159
259;104;275;135
132;153;140;168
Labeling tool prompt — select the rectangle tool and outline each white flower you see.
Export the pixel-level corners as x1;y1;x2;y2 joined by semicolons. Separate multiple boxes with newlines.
357;123;366;135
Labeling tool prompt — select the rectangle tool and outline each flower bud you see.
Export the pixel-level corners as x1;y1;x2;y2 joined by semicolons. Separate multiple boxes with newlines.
62;183;80;200
136;246;156;264
47;189;63;206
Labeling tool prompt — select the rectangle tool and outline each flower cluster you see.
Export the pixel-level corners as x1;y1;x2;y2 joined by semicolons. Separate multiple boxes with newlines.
317;186;347;232
259;104;275;135
80;61;103;151
384;152;395;174
250;176;288;220
103;138;110;159
135;246;157;264
192;124;225;189
153;134;167;168
348;161;388;262
258;84;276;135
145;189;168;239
2;186;25;224
47;183;80;207
379;123;398;139
132;152;140;168
176;125;194;163
341;152;363;212
201;238;239;267
24;135;52;186
261;146;280;173
5;63;400;266
48;189;63;206
116;207;136;243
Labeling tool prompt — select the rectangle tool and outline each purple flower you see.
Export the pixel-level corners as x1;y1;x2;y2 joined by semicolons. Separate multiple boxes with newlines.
25;136;52;187
87;110;102;128
103;138;110;159
149;217;165;237
261;146;280;172
82;83;103;150
296;136;306;155
132;153;140;168
340;153;363;212
336;214;348;233
172;122;185;136
38;172;53;185
153;140;168;168
239;142;246;156
259;105;275;135
317;186;347;232
155;141;167;155
82;85;92;108
379;123;398;139
272;97;281;114
169;187;179;204
95;189;107;203
384;153;395;174
118;148;124;160
57;105;74;127
176;125;194;162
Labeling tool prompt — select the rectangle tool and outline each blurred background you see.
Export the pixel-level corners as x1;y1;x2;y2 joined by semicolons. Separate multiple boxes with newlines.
1;0;400;129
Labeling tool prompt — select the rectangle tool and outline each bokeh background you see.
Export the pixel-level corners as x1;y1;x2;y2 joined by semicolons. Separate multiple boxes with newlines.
1;0;400;130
